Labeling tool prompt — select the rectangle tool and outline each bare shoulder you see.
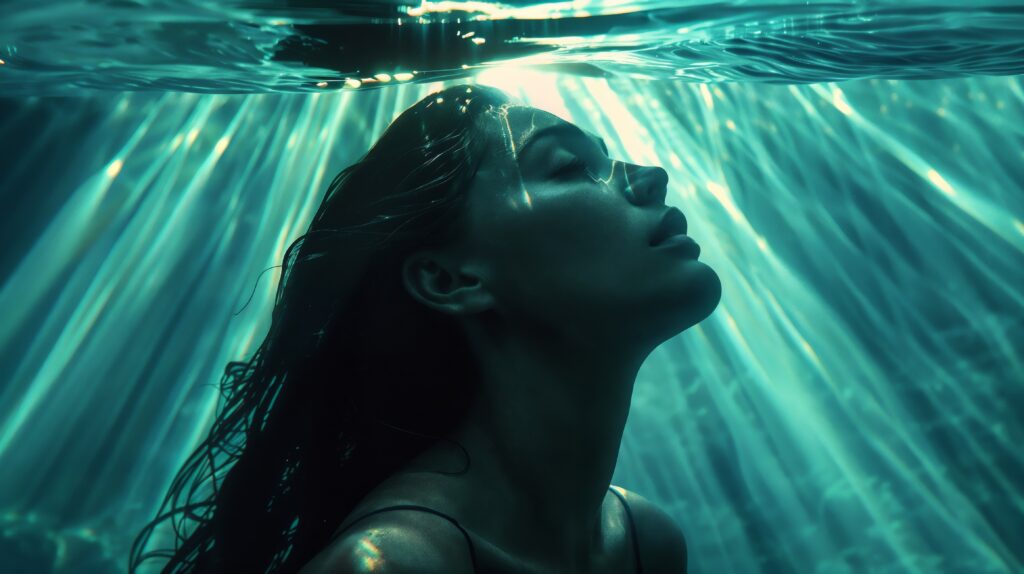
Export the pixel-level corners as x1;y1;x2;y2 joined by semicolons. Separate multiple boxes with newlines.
612;486;689;574
297;511;476;574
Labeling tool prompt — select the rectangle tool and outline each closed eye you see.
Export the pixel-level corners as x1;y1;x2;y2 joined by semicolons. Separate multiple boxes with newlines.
553;157;589;179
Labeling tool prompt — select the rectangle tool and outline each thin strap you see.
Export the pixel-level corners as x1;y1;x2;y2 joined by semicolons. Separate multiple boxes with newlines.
608;486;644;574
331;505;478;572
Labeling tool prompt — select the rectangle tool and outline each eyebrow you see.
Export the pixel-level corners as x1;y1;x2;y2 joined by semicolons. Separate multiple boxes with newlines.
516;123;609;161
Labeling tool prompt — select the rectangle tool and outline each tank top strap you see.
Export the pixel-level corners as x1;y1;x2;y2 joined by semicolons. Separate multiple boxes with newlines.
330;504;479;572
608;486;644;574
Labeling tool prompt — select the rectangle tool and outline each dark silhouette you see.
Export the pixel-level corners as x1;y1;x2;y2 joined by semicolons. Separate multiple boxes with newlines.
129;83;719;574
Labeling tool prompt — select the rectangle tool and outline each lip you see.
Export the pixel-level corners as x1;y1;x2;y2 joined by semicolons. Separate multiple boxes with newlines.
653;233;701;258
650;208;688;246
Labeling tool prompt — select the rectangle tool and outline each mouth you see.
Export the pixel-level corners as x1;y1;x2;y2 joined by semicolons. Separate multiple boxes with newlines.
650;208;687;245
650;208;700;258
653;234;701;258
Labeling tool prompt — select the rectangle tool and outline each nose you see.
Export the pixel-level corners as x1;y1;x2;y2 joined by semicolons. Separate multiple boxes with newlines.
623;163;669;206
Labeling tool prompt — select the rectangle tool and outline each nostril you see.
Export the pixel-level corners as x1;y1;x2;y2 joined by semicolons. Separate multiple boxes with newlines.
631;165;669;206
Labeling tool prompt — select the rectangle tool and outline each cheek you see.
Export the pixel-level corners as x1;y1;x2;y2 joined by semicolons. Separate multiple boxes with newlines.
487;205;644;300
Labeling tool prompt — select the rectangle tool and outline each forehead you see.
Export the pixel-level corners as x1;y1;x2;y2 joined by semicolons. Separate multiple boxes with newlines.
476;104;598;161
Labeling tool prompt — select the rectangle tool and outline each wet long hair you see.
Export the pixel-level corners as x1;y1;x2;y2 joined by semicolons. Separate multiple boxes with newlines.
129;84;511;574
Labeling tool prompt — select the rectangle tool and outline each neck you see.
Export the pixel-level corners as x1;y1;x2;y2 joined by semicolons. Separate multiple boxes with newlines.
413;320;650;569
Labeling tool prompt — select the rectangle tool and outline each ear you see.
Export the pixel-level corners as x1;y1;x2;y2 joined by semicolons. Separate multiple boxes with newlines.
401;251;494;316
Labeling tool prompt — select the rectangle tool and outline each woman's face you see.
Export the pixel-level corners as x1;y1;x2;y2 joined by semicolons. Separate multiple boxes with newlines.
450;104;721;348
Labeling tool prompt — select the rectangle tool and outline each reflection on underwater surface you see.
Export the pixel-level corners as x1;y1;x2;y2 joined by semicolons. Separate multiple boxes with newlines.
0;2;1023;574
1;1;1024;93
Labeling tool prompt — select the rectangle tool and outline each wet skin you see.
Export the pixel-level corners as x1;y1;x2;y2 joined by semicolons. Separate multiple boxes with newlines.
304;100;721;573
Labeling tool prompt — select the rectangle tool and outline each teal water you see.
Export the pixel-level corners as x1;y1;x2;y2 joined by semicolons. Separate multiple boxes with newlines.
1;1;1022;573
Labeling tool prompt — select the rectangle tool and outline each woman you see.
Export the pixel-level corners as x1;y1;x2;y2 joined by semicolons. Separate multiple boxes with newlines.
130;84;720;574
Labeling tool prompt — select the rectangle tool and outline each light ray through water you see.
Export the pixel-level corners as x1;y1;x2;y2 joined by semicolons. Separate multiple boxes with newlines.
0;71;1021;573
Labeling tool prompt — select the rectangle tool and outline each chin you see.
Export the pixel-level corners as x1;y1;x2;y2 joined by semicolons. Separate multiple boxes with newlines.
663;265;723;336
691;265;723;320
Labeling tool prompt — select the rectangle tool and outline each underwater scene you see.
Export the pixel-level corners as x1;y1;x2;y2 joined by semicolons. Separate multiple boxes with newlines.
1;1;1023;573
